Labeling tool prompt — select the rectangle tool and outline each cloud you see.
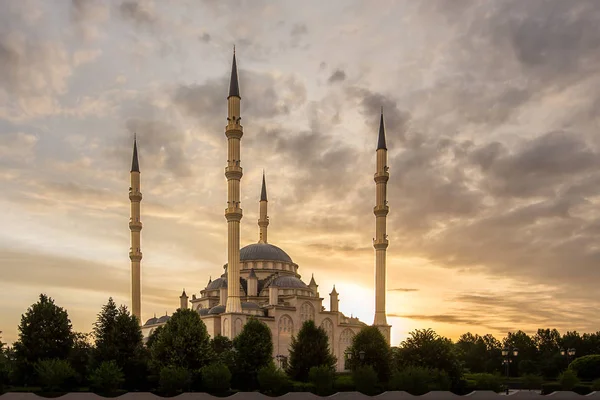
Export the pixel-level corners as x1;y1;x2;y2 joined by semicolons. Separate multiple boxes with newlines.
118;0;158;28
290;23;308;37
389;288;419;292
328;69;346;84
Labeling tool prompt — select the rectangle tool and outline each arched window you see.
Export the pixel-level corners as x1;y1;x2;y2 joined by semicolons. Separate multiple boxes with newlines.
320;318;334;352
278;314;294;335
300;302;315;323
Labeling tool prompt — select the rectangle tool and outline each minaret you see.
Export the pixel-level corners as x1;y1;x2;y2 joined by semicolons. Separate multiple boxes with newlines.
330;286;339;313
373;109;391;342
224;48;243;315
129;135;143;323
179;289;188;310
258;171;269;243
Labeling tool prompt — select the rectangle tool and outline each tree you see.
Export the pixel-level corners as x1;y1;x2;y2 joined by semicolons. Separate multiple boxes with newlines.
534;329;561;356
89;361;125;394
569;355;600;381
13;294;74;385
502;331;538;376
394;329;462;385
35;359;76;392
456;333;488;373
211;335;233;357
70;332;92;386
287;320;336;382
92;299;147;390
200;363;232;393
0;331;10;392
348;326;391;383
150;308;214;372
233;318;273;390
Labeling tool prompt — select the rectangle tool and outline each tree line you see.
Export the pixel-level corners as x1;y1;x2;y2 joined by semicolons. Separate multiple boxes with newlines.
1;294;600;395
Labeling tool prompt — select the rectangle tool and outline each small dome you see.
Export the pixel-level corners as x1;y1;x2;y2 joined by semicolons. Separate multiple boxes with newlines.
206;277;227;290
240;243;293;263
271;276;308;289
242;302;260;310
208;305;226;315
157;315;170;323
144;317;158;326
198;308;209;316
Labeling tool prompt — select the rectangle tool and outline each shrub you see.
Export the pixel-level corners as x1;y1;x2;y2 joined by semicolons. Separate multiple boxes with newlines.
388;366;433;395
591;378;600;391
521;374;543;391
35;359;76;392
467;373;503;392
308;365;335;396
0;355;10;393
573;384;592;395
541;382;562;395
290;381;315;392
334;374;355;392
353;365;379;395
89;360;124;394
159;365;191;395
201;362;231;394
569;355;600;381
258;363;290;396
559;369;579;390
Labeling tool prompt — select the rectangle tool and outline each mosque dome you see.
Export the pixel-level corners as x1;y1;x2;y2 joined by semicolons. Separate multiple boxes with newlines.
240;243;293;263
270;275;308;289
206;277;227;290
198;308;210;316
208;305;226;315
144;317;158;326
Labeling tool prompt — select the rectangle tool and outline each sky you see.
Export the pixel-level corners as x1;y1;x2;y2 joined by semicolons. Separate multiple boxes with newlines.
1;0;600;347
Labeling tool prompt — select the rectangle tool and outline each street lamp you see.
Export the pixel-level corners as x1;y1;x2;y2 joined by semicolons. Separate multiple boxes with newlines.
502;347;518;395
359;350;365;361
561;348;576;364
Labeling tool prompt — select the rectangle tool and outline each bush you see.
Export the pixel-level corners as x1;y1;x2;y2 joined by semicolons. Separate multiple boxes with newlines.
521;374;543;390
569;355;600;381
201;362;231;394
352;365;379;395
290;381;315;392
334;374;355;392
573;384;592;395
159;365;191;395
591;378;600;391
541;382;562;395
0;356;10;393
559;369;579;390
308;365;335;396
467;373;503;392
388;366;434;395
518;359;538;375
89;360;124;394
35;359;76;392
258;363;290;396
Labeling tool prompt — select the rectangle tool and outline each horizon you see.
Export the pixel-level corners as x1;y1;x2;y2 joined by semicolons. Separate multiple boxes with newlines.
1;0;600;346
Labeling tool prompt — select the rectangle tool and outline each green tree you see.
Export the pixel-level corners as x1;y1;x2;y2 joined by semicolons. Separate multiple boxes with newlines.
348;326;391;383
569;354;600;381
502;331;538;376
0;331;10;392
150;308;214;372
200;362;231;393
146;325;163;349
352;365;379;395
558;369;579;390
258;363;290;396
308;365;335;396
69;332;92;386
287;320;336;382
211;335;233;355
159;365;190;395
35;359;76;392
89;360;125;394
13;294;74;385
394;329;462;385
92;299;147;390
456;333;488;373
233;317;273;390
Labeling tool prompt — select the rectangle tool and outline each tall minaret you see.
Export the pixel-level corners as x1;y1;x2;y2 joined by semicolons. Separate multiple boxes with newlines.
373;109;390;341
129;135;143;322
224;48;243;315
258;171;269;243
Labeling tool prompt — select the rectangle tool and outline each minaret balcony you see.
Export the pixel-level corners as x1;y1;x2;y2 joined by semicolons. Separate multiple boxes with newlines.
129;220;143;231
225;166;243;180
129;249;143;261
374;172;389;183
129;190;142;201
225;128;243;139
373;205;389;216
373;239;389;250
225;207;243;221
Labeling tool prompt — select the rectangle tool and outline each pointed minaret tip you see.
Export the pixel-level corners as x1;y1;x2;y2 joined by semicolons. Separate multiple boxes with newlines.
309;274;317;286
228;47;240;99
377;109;387;150
260;170;267;201
330;285;338;295
131;134;140;172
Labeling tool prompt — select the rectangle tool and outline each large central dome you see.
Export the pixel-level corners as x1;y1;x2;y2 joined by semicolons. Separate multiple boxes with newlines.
240;243;293;263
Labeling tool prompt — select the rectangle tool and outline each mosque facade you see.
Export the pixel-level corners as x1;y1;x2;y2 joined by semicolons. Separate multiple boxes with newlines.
129;51;391;372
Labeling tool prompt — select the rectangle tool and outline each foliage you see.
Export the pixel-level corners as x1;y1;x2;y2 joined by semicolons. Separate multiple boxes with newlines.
465;373;503;392
287;320;336;382
502;330;537;376
150;308;214;372
34;359;76;392
145;325;163;349
456;333;502;374
333;374;355;392
200;362;231;393
13;294;74;385
92;299;147;390
518;359;538;375
541;382;562;394
159;365;191;395
347;326;391;383
0;332;10;393
69;332;92;386
521;374;543;390
558;369;579;390
572;384;592;395
352;365;379;395
569;354;600;381
393;329;463;385
534;329;562;357
539;353;564;379
211;335;233;356
591;378;600;391
391;366;451;393
233;317;273;390
258;363;291;396
89;360;124;394
308;365;335;396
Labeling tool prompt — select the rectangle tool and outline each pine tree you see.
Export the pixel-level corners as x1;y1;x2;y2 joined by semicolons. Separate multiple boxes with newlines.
13;294;75;385
287;320;337;382
233;318;274;390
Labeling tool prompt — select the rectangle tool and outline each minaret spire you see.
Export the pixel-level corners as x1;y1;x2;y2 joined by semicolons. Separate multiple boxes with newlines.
224;48;244;326
258;171;269;243
129;135;143;323
373;109;391;343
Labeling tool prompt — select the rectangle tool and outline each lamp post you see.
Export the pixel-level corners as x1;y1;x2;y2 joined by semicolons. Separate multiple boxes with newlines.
359;350;365;361
502;347;518;395
561;348;576;365
344;349;352;371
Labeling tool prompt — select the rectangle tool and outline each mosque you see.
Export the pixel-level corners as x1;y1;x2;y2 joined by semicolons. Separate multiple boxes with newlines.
128;51;392;371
